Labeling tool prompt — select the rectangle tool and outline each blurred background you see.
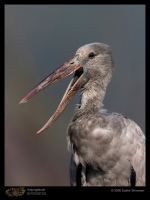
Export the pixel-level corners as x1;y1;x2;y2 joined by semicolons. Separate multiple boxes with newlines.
5;5;145;186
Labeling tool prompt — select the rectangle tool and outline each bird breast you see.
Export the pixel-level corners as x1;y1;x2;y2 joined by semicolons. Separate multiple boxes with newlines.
67;113;123;171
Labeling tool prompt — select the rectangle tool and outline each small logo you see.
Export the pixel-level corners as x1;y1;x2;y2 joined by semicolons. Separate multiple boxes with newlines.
5;187;26;197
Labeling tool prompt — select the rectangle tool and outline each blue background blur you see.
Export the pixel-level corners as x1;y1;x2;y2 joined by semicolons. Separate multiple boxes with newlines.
5;5;145;186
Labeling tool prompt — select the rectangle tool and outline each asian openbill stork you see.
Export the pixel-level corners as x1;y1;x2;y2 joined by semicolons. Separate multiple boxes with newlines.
20;43;145;186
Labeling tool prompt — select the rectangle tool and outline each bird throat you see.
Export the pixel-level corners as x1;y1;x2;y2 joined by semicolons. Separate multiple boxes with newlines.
78;82;106;112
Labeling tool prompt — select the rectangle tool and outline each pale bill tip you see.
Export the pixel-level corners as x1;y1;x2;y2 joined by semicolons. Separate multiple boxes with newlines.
19;99;28;104
36;129;44;134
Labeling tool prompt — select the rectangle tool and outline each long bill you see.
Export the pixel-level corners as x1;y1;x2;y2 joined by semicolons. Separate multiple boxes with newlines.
19;55;83;133
37;74;83;134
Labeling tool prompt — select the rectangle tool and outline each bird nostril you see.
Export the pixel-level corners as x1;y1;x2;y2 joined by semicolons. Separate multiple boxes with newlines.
70;61;74;64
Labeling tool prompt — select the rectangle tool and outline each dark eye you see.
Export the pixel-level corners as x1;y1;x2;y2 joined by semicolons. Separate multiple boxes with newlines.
88;52;95;58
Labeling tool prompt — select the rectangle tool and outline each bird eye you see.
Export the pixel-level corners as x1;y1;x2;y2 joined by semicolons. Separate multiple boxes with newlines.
88;52;95;58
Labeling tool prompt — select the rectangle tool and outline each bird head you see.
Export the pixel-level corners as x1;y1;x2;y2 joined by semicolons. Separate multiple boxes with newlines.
20;43;114;133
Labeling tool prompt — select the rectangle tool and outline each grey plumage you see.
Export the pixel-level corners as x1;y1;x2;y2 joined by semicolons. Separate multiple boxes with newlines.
20;42;145;186
67;43;145;186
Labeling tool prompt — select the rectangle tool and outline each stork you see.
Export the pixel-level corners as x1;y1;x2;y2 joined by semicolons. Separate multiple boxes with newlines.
20;43;145;186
